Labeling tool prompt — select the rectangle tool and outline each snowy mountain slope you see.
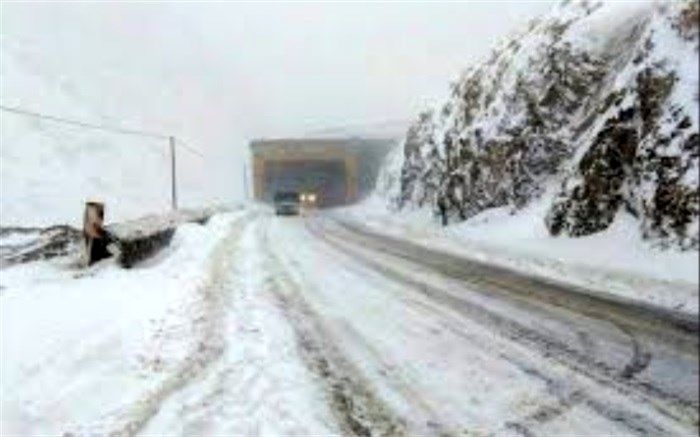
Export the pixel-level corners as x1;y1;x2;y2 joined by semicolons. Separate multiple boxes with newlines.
383;0;699;250
1;39;173;227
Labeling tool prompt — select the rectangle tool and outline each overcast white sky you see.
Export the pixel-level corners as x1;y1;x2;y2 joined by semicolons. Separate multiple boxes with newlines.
1;1;553;201
1;1;554;136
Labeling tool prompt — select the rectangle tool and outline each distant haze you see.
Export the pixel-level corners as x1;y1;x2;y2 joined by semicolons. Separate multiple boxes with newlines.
1;1;552;203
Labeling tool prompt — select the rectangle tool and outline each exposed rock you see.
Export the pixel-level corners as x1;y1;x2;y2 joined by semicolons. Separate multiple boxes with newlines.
0;225;82;267
385;0;698;249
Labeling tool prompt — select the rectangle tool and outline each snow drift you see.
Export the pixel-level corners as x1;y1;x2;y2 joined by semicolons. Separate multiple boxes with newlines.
383;0;699;250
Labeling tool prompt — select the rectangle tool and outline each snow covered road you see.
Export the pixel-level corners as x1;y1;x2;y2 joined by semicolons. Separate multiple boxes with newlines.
1;208;697;436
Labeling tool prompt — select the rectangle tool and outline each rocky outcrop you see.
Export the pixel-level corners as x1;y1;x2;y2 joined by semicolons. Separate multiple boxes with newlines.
388;0;699;249
547;3;699;249
0;225;82;267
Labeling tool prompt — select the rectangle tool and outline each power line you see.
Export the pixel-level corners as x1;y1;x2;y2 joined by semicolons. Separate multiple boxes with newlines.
1;103;208;211
0;104;205;157
175;138;205;158
1;104;168;140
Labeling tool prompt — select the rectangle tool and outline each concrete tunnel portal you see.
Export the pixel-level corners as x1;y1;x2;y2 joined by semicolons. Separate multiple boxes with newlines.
250;138;396;208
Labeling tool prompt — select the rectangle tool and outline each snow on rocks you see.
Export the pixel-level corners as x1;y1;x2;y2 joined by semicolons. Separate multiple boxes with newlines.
0;225;81;267
387;0;699;250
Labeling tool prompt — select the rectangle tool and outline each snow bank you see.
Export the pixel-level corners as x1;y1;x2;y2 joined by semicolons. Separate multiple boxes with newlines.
0;210;245;435
340;197;699;316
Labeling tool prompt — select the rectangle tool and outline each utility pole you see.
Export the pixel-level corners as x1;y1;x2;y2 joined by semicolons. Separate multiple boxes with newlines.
169;136;177;210
243;162;249;200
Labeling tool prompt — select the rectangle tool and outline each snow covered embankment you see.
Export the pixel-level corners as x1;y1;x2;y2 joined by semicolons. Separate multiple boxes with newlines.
393;0;699;250
343;194;699;317
0;210;245;435
356;0;699;315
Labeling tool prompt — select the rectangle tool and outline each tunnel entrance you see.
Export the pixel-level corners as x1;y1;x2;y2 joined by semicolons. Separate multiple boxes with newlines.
250;138;396;208
264;160;347;207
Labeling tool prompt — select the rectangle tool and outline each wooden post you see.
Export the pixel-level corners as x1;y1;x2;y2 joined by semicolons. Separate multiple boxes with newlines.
169;136;177;210
83;201;110;265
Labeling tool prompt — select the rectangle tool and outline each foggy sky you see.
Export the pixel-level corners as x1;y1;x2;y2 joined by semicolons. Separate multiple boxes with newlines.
1;1;553;202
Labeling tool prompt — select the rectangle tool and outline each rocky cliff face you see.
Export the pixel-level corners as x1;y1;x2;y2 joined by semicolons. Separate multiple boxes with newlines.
389;0;699;249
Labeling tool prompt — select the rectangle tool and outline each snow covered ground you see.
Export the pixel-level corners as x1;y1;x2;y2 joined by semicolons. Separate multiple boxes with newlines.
2;206;696;436
339;194;699;316
1;210;243;434
0;208;342;435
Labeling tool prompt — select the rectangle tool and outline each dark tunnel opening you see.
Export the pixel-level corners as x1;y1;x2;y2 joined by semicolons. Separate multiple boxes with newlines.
264;160;347;207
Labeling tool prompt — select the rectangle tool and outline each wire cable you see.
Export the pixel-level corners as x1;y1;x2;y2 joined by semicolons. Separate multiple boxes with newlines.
0;104;205;157
1;104;169;139
175;138;205;157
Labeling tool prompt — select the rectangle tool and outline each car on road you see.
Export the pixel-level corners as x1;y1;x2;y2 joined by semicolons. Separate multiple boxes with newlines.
274;191;301;216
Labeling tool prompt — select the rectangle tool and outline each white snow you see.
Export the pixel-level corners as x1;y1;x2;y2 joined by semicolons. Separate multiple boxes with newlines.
0;207;338;435
564;1;653;54
362;0;699;317
1;211;245;434
0;40;175;227
0;231;39;247
1;207;696;435
141;214;337;435
340;194;699;316
266;216;557;434
265;214;694;435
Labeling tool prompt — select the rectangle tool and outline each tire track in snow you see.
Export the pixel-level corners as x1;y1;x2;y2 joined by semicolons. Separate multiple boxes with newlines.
104;213;254;437
307;218;696;435
306;224;634;434
151;217;339;436
261;220;408;437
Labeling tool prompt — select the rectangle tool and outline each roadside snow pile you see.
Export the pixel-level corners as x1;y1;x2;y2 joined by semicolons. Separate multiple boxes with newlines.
340;199;699;315
106;206;230;240
385;0;699;250
0;38;172;227
0;210;245;435
107;205;235;268
0;206;235;269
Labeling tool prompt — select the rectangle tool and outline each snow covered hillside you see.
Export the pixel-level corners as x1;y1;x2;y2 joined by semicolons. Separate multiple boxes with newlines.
1;39;192;227
382;0;699;250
